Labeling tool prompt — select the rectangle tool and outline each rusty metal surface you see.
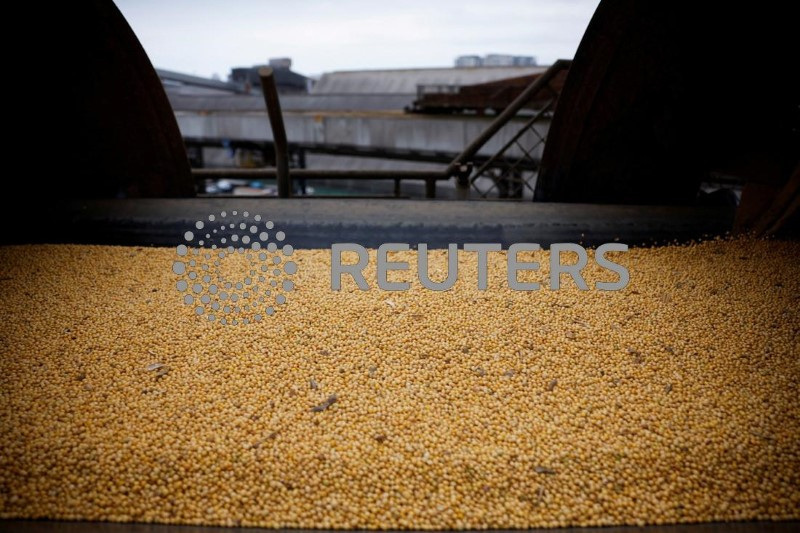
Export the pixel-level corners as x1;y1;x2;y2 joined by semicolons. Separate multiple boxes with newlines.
411;69;568;115
35;0;194;198
535;0;799;207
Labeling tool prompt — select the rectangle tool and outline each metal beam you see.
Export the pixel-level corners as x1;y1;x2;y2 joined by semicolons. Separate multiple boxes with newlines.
184;137;538;169
258;68;291;197
192;168;449;181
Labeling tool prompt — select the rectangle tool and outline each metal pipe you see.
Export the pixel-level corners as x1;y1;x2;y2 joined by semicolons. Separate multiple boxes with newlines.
192;168;449;181
258;67;290;197
184;137;481;166
445;59;571;176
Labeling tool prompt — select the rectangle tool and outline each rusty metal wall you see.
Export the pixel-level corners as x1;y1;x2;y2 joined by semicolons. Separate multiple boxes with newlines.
535;0;799;210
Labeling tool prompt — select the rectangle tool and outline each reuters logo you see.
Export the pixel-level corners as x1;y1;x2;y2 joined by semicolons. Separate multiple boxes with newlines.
171;210;296;325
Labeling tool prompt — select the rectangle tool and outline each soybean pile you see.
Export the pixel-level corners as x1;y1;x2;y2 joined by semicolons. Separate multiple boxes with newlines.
0;239;798;529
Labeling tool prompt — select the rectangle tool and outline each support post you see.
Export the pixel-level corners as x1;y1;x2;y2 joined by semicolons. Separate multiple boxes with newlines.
455;163;471;200
258;67;290;198
425;178;436;199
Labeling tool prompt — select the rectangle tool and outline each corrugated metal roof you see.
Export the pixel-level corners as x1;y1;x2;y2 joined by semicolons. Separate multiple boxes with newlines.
311;66;547;95
157;68;244;93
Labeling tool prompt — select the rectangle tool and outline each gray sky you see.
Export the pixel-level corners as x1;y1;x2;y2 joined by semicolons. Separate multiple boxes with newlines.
116;0;600;78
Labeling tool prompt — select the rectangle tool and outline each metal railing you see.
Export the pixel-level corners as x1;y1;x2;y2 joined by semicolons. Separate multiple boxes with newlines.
446;59;571;198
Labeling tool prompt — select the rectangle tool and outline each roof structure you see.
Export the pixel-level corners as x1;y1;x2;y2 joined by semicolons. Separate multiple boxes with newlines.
311;66;547;95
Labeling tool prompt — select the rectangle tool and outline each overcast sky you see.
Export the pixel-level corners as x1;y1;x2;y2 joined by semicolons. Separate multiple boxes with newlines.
117;0;600;78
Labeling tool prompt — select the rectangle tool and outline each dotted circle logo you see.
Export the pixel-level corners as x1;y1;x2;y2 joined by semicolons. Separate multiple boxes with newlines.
171;211;297;325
